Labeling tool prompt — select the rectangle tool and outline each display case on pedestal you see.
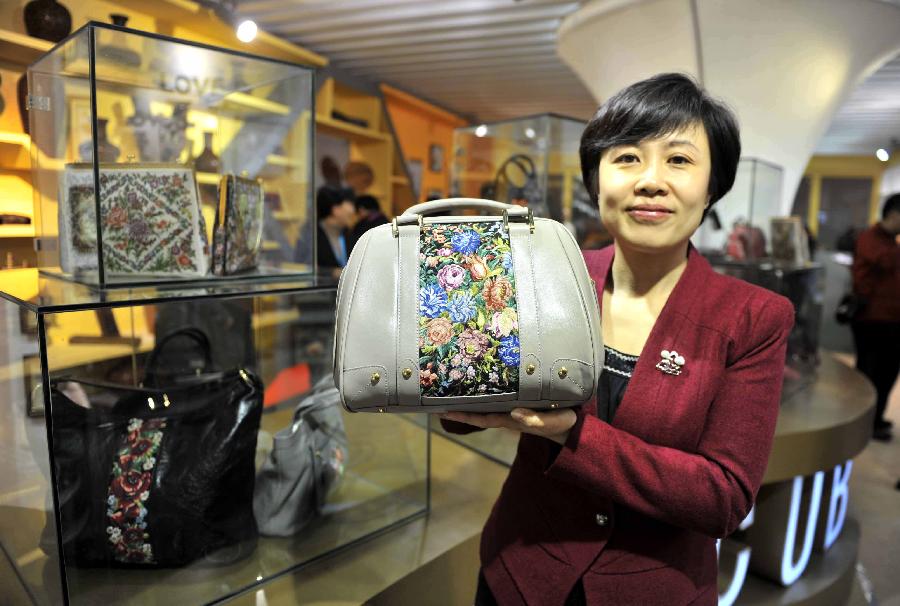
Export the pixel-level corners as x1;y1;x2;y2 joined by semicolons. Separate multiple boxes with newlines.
27;22;316;288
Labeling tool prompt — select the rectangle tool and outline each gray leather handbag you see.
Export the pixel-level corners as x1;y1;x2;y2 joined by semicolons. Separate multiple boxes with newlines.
333;198;602;413
253;376;347;537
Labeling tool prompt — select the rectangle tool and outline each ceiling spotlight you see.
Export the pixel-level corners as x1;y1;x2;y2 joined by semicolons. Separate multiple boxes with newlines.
475;125;488;138
236;19;258;43
524;127;536;139
876;148;890;162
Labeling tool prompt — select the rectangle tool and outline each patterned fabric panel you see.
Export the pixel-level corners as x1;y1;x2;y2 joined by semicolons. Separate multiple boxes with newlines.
106;418;166;564
60;166;209;275
99;170;207;274
418;221;520;398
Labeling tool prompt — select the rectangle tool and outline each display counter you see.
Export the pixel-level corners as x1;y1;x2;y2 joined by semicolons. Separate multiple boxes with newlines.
0;258;875;605
95;352;868;605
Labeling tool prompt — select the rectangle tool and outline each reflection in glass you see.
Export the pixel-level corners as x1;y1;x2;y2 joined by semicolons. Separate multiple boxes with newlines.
0;281;429;604
28;22;315;288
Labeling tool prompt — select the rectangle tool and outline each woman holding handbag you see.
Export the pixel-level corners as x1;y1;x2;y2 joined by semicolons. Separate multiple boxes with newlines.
440;73;794;605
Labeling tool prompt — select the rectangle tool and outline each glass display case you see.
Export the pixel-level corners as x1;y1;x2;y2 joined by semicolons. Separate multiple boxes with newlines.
707;259;824;387
28;22;315;288
0;270;429;605
693;158;784;259
451;114;607;248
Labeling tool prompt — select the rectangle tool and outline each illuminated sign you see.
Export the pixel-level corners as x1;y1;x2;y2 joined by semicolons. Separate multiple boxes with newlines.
716;460;853;605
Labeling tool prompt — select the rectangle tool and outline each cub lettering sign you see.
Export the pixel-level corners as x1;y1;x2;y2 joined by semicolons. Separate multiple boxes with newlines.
716;460;854;605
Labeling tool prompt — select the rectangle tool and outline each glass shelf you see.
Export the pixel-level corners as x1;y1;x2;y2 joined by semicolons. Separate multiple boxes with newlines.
0;268;338;313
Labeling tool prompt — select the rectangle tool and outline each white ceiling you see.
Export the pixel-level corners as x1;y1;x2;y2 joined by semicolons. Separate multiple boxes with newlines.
236;0;900;154
814;51;900;155
235;0;599;122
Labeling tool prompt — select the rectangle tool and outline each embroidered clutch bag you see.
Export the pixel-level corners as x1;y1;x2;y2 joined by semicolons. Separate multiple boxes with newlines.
58;163;210;278
211;174;265;275
333;198;603;413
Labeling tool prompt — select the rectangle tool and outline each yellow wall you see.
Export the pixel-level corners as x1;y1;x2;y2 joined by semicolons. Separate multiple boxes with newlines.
801;154;896;235
382;85;466;203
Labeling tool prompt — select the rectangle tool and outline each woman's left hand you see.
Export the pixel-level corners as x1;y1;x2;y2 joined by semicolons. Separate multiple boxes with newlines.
439;407;577;445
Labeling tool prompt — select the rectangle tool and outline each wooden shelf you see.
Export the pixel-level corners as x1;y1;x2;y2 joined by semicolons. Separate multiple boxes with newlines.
0;131;31;171
391;175;410;185
252;308;300;330
266;154;301;168
0;29;52;66
315;115;389;143
0;224;34;238
223;92;290;116
196;172;220;186
272;211;303;221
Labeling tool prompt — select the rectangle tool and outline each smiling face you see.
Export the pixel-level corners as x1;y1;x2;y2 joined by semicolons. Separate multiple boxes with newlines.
598;122;712;255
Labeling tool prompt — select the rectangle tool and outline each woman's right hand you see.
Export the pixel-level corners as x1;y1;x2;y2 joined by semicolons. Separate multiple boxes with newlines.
440;407;576;445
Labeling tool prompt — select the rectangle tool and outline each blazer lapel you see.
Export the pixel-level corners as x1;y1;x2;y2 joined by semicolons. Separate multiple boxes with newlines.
585;245;710;428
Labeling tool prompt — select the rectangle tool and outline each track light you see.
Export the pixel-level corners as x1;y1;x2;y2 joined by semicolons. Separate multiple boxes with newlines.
236;19;258;43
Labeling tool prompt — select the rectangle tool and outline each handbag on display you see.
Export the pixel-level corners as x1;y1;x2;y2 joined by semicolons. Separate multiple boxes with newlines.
333;198;603;413
211;174;265;275
58;163;210;277
253;375;348;537
492;154;551;219
770;216;810;265
48;328;263;567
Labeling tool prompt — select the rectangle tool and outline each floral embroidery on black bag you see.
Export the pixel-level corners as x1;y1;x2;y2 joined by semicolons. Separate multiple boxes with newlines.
418;222;520;397
105;418;166;564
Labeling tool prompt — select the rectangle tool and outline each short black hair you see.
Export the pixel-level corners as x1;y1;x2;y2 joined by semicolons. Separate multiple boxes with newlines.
883;193;900;219
355;194;381;213
580;73;741;218
316;186;353;219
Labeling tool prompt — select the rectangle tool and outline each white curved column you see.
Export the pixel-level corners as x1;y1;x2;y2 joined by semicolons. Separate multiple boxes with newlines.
558;0;900;211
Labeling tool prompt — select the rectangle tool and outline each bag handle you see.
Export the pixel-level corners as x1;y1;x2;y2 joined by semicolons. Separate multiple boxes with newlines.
144;327;214;384
393;198;533;235
401;198;523;217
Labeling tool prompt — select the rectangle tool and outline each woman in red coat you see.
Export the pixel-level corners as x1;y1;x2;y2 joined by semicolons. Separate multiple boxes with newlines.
440;73;794;605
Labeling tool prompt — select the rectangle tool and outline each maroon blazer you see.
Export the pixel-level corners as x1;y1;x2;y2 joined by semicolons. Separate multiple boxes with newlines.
442;245;794;606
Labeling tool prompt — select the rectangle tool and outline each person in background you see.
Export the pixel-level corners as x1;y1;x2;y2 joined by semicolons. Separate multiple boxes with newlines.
310;187;356;278
344;161;375;196
348;194;388;252
320;156;343;190
851;193;900;442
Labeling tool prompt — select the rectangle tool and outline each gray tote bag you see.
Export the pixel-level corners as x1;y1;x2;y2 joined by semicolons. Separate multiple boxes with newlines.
253;376;348;537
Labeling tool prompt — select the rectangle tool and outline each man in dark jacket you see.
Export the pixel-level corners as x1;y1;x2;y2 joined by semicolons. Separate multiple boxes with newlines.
852;193;900;441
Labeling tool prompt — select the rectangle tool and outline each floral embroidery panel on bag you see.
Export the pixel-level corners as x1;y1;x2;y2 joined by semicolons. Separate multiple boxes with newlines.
59;166;210;276
106;418;166;564
418;221;520;397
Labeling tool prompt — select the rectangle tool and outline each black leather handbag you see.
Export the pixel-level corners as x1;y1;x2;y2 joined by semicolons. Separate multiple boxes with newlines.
49;328;263;568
